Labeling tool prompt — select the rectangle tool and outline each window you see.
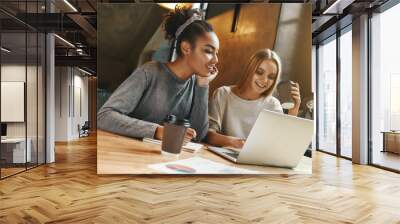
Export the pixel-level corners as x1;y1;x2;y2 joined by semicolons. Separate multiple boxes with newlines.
339;28;352;158
371;2;400;171
0;1;47;179
317;36;337;154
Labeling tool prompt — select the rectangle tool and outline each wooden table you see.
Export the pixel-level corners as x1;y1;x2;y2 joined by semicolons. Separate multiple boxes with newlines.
97;130;312;175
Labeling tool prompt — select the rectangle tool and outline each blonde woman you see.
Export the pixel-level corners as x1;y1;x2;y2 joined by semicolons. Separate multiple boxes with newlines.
207;49;300;148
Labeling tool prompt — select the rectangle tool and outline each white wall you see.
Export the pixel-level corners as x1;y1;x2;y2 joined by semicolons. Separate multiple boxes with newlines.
76;73;89;129
55;67;89;141
1;65;27;138
1;63;46;163
1;65;42;138
55;67;69;141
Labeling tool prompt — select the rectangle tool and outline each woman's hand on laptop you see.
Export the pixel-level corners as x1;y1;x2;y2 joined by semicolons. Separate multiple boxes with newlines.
227;136;245;149
183;128;197;144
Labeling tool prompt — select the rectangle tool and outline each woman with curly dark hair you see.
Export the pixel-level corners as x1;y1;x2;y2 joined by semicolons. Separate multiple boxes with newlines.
98;7;219;142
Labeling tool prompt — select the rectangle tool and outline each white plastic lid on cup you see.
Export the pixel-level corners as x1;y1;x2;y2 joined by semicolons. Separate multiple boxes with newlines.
281;102;295;110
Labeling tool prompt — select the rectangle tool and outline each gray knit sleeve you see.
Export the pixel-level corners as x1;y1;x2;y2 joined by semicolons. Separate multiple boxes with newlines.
188;83;209;142
97;66;158;139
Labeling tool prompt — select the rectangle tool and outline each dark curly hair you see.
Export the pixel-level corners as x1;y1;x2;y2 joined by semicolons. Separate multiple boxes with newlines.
163;6;214;57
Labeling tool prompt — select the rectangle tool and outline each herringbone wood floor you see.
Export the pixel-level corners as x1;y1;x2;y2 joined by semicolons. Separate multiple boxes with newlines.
1;134;400;224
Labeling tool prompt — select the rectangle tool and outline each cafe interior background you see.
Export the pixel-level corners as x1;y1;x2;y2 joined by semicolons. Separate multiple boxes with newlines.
97;3;312;118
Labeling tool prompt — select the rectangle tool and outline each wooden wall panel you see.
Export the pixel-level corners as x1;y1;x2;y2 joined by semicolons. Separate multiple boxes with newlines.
207;4;281;96
274;4;312;103
98;4;167;92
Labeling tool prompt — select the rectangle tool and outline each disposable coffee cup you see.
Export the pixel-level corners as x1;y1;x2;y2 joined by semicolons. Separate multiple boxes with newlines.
161;115;190;156
277;80;295;110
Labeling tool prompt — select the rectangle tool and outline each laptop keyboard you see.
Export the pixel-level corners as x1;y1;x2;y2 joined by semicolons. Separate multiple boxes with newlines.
224;151;239;159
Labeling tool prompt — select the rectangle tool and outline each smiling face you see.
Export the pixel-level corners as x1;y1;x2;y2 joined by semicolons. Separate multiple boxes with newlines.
181;31;219;77
246;59;278;96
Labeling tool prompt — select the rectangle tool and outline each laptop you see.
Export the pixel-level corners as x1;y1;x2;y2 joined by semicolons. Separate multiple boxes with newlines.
208;109;314;168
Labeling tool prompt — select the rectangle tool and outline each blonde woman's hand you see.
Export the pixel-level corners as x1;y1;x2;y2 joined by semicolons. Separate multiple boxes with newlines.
288;81;301;116
290;81;301;107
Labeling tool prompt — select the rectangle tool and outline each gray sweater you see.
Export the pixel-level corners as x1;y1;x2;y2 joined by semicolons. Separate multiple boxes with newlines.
97;61;209;141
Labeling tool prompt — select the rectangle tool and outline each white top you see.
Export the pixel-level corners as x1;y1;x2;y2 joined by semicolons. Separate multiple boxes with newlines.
208;86;283;139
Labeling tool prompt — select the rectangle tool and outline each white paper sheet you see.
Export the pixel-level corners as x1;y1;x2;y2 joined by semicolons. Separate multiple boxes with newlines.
148;157;260;174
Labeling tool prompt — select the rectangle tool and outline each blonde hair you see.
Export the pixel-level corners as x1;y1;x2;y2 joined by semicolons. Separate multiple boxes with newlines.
237;48;282;97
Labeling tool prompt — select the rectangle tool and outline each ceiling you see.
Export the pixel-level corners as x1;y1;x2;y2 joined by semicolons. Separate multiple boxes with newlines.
0;0;394;75
311;0;390;43
1;0;97;73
